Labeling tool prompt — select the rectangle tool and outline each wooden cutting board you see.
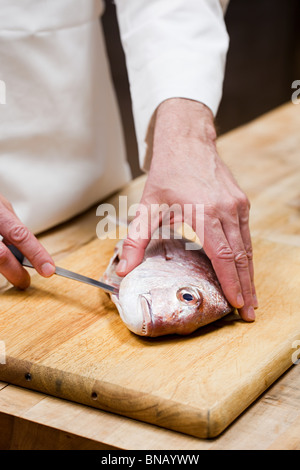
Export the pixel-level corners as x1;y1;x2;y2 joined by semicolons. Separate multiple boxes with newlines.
0;233;299;438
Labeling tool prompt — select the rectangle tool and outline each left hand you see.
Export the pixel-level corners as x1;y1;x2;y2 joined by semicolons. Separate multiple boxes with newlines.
116;98;258;322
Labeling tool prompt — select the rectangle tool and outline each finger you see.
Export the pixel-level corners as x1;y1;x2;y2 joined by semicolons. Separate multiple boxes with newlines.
198;216;244;310
116;202;154;276
0;210;55;278
115;199;174;276
0;241;31;289
222;217;255;322
238;211;258;308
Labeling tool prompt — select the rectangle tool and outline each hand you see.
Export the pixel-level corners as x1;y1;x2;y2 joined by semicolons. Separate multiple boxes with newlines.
116;98;258;322
0;194;55;289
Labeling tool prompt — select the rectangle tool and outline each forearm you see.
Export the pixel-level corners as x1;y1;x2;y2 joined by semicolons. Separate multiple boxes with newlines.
115;0;229;171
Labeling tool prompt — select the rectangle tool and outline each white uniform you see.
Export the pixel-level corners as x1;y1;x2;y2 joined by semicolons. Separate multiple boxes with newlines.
0;0;229;235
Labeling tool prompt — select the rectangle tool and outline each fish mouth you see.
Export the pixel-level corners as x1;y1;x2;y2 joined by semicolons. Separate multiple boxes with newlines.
139;294;153;336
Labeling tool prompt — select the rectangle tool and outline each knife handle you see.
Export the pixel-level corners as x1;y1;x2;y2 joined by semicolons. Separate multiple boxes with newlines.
7;245;25;264
7;244;118;294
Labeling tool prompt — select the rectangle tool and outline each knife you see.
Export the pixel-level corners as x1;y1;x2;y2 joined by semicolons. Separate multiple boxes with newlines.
8;244;119;296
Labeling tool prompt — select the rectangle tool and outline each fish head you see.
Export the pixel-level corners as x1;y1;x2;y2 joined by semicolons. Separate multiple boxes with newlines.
117;275;232;337
139;284;204;336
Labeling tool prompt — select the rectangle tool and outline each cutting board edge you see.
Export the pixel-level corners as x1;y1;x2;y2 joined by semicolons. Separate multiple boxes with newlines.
207;362;295;438
0;327;298;440
207;332;300;437
0;356;212;439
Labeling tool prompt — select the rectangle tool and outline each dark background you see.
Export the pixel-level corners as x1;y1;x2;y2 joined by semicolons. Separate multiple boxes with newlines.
101;0;300;178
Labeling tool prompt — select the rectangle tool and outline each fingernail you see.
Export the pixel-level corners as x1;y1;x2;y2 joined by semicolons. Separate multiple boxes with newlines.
253;294;259;309
41;262;55;277
247;306;256;321
236;293;244;308
116;259;127;275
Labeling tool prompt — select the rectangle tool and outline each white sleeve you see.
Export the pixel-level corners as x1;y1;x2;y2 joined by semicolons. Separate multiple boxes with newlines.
114;0;230;171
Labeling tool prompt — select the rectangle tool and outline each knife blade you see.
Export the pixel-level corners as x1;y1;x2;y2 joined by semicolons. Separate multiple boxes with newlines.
8;244;119;296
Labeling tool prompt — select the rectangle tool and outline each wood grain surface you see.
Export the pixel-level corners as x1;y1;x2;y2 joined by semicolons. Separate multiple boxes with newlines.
0;102;300;448
0;231;299;438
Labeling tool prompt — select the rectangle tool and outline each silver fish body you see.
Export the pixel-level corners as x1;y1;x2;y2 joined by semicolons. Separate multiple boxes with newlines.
101;236;233;337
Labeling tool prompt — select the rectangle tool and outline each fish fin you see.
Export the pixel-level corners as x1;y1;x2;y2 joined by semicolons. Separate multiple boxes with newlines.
162;239;179;260
100;240;124;289
139;293;153;336
144;233;184;261
110;293;123;316
144;238;166;259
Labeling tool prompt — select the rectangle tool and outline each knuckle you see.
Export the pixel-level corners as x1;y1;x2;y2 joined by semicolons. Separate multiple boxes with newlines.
238;194;250;209
122;237;142;250
204;214;220;233
243;239;253;259
238;195;251;216
223;199;238;217
241;287;253;299
29;247;46;265
215;244;234;262
204;204;219;220
234;250;249;268
8;224;31;244
245;247;253;261
239;212;249;225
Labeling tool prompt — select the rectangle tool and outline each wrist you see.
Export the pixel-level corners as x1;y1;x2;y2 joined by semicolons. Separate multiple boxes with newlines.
155;98;217;145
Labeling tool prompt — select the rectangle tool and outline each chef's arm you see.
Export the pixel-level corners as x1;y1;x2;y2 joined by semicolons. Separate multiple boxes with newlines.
114;1;258;322
0;194;55;289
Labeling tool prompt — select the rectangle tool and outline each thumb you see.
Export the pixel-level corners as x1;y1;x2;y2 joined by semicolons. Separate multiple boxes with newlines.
116;202;157;277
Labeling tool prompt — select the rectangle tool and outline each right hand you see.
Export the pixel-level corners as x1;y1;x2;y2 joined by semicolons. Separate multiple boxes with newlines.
0;194;55;289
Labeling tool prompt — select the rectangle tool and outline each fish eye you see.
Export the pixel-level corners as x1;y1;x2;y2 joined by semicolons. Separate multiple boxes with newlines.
176;287;202;306
182;293;194;302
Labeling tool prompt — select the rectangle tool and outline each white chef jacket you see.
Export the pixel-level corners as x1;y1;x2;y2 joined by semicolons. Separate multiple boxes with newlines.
0;0;229;235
